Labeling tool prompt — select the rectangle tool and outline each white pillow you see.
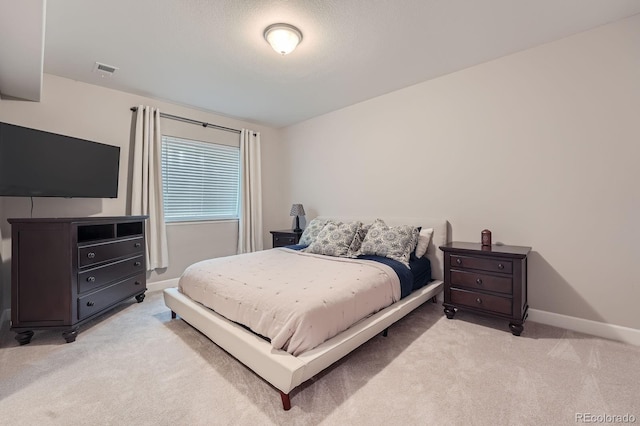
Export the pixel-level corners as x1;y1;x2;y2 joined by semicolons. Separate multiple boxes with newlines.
414;227;434;258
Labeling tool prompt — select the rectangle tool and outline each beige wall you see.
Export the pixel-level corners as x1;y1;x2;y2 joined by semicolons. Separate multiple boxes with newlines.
2;16;637;332
281;15;640;330
0;74;286;311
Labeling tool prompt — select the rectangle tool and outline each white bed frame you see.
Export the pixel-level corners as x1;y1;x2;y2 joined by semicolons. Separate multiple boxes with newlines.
163;216;448;410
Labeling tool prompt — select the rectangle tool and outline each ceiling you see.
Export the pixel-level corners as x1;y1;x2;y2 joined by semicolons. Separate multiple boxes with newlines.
2;1;640;128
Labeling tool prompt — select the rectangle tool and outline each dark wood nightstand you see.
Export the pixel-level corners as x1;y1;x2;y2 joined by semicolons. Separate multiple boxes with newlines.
439;242;531;336
270;230;303;248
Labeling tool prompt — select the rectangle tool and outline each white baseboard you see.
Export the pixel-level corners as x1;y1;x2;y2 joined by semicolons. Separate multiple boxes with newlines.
528;309;640;347
146;277;179;293
143;285;640;346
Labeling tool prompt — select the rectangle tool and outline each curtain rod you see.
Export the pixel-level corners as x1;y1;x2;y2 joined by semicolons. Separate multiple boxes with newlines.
130;107;242;135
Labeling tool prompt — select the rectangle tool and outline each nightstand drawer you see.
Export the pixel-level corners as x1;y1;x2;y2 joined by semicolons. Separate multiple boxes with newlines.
451;270;512;294
450;288;512;316
274;235;296;246
270;230;302;248
450;255;512;274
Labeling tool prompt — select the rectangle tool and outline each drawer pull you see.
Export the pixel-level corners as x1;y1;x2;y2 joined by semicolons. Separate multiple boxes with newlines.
86;301;95;307
134;242;141;248
134;261;141;267
498;263;504;270
87;252;96;259
135;281;141;286
476;278;483;286
87;276;96;282
476;298;482;304
456;258;462;265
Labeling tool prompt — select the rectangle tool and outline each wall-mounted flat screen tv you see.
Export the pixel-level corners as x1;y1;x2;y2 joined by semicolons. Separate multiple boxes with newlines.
0;122;120;198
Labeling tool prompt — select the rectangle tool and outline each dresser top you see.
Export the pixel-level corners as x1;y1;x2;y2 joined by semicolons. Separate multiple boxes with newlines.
8;215;148;224
439;241;531;257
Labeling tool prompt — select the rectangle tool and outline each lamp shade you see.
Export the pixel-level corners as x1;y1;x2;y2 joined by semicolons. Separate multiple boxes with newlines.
290;204;305;216
264;23;303;55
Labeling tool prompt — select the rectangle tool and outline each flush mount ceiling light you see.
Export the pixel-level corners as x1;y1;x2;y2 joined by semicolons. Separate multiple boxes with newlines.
263;23;303;55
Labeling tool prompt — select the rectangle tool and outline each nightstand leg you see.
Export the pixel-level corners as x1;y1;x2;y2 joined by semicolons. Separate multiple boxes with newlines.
509;322;524;336
62;327;78;343
444;306;456;319
15;330;34;345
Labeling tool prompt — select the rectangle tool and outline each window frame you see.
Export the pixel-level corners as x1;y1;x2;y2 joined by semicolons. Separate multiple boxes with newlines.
160;134;241;224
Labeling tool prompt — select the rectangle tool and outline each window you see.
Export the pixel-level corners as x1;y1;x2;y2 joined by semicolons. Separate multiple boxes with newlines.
161;135;240;223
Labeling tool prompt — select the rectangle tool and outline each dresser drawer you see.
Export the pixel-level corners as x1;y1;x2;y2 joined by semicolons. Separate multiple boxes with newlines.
78;255;145;293
450;288;512;316
78;274;146;320
450;255;513;274
451;270;512;294
78;237;144;267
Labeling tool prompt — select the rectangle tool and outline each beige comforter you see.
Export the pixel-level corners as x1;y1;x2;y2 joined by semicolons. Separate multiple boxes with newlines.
178;248;401;355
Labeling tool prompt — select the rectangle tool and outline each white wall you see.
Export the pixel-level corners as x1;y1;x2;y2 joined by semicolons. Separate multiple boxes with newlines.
280;15;640;330
0;74;286;311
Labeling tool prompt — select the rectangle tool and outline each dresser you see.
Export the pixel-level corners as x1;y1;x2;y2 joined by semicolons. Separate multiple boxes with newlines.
9;216;148;344
439;242;531;336
270;229;303;248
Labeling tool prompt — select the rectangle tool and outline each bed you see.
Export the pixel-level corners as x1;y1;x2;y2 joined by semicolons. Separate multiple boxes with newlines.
163;216;447;410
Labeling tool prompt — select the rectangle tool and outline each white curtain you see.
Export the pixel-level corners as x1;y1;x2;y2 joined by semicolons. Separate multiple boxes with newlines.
237;129;263;253
131;105;169;270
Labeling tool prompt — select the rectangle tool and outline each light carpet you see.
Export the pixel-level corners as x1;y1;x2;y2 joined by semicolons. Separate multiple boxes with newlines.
1;290;639;426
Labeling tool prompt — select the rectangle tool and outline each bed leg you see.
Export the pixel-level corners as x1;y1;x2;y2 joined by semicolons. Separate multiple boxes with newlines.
171;311;176;319
431;296;438;304
280;391;291;411
382;328;388;337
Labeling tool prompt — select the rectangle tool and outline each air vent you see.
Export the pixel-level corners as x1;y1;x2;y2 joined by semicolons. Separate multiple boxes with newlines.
93;62;119;77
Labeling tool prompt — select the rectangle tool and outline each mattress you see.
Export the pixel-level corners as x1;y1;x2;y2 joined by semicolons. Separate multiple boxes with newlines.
178;247;402;355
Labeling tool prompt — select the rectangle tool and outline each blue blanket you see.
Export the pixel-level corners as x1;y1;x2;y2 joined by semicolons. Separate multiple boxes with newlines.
356;255;414;298
284;245;431;299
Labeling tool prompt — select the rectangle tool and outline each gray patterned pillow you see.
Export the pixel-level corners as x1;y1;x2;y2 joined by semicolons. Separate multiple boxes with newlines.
347;222;371;257
357;219;419;266
298;218;328;246
303;221;362;257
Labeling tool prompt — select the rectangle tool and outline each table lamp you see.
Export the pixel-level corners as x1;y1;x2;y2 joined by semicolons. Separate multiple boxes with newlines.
289;204;305;232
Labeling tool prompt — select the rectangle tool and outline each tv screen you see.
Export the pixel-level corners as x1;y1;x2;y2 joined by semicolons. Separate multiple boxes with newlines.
0;122;120;198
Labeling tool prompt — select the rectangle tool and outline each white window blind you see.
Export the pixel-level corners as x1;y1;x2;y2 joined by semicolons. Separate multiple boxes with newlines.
161;135;240;223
